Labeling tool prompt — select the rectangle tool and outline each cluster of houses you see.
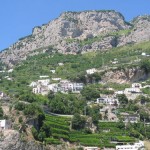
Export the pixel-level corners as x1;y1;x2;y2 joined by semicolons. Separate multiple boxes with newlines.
30;77;84;95
93;82;147;123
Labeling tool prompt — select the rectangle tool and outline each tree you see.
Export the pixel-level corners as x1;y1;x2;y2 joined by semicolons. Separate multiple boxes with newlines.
0;107;3;119
81;86;100;101
40;121;51;137
72;113;86;130
117;94;128;105
140;59;150;74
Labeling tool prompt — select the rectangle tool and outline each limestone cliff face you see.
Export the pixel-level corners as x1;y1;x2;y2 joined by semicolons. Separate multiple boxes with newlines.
103;67;149;83
0;130;74;150
0;10;150;66
0;130;44;150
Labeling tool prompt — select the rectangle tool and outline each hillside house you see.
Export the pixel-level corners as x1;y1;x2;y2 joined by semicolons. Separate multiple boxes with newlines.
39;75;49;78
50;70;56;74
116;141;144;150
32;84;49;95
86;68;97;75
52;78;61;81
59;81;84;92
96;96;119;106
132;83;142;89
0;120;12;130
120;113;140;123
124;87;141;94
58;63;64;66
84;147;100;150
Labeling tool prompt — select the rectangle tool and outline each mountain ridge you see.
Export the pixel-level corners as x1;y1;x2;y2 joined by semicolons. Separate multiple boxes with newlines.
1;10;150;67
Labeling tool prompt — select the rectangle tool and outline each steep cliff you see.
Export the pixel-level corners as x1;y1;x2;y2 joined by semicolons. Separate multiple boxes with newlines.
0;10;150;66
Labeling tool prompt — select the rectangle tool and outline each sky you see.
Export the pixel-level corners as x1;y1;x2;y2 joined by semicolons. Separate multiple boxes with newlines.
0;0;150;50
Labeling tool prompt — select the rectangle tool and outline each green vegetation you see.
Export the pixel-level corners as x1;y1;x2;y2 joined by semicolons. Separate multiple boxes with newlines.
0;40;150;148
48;93;86;114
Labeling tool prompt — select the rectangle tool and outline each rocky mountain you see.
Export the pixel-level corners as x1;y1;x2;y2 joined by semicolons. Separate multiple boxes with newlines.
0;10;150;66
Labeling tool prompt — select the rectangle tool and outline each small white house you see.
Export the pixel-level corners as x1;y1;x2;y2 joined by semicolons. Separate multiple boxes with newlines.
132;83;142;89
50;70;56;74
86;68;97;75
39;75;49;78
52;78;61;81
84;147;100;150
115;91;124;95
8;69;13;73
96;96;119;106
58;63;64;66
0;120;12;130
124;88;141;94
116;141;144;150
141;52;146;56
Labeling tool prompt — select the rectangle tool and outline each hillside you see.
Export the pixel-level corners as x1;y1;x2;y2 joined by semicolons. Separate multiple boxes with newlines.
0;10;150;150
0;10;150;67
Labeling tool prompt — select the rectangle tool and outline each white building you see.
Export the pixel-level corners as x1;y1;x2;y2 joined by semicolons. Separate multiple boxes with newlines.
116;141;144;150
37;79;50;86
124;88;141;94
52;78;61;81
0;120;12;130
86;68;97;75
39;75;49;78
132;83;142;89
84;147;100;150
115;91;124;95
50;70;56;74
59;82;84;92
96;96;119;106
8;69;13;73
58;63;64;66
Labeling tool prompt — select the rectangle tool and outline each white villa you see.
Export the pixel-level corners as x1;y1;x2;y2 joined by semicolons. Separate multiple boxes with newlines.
116;141;144;150
96;96;119;106
86;68;97;75
0;120;12;130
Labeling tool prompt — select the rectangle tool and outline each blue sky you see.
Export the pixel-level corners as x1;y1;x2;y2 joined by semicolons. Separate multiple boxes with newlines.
0;0;150;50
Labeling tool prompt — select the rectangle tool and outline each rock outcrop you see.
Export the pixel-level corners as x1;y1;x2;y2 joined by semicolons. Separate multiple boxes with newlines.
0;130;76;150
0;10;150;66
103;67;150;83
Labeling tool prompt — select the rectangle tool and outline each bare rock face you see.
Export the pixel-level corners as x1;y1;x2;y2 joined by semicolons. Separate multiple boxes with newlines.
0;130;44;150
0;130;75;150
118;16;150;46
103;67;149;83
0;10;150;66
